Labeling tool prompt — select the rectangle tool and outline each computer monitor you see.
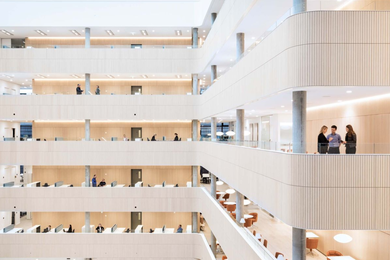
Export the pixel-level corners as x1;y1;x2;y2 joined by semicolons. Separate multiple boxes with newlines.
162;181;166;187
54;181;63;187
162;225;166;233
36;226;41;233
3;224;14;233
111;224;117;233
111;181;117;187
3;182;14;187
54;224;63;233
43;228;48;233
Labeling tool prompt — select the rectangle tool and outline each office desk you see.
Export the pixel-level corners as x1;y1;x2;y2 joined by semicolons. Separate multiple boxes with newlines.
154;228;175;233
104;184;125;188
224;202;236;205
27;181;40;187
103;227;125;233
49;228;69;233
0;228;23;233
135;225;143;233
49;184;71;188
154;184;175;188
26;225;40;233
306;232;319;238
186;225;192;233
135;181;143;187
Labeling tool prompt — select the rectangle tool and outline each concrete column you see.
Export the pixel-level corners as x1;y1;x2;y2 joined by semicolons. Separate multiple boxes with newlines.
211;65;217;83
236;191;244;224
211;13;217;25
192;28;198;48
292;91;307;153
211;232;217;256
210;173;216;198
292;90;306;260
210;117;217;141
85;166;90;187
192;212;198;233
192;119;199;141
236;33;245;62
192;74;198;95
293;227;306;260
235;109;244;142
85;27;90;48
192;166;198;187
85;119;90;141
85;73;90;95
292;0;307;14
85;212;90;233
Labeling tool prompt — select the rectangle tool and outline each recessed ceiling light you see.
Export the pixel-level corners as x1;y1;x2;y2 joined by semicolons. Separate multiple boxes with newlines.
1;30;13;36
187;30;190;32
152;30;155;32
202;35;205;38
117;30;120;32
251;37;256;40
105;30;114;36
106;75;114;78
70;30;80;36
140;30;148;36
142;75;148;79
71;74;80;79
82;30;85;33
175;30;182;36
152;75;155;77
281;105;284;108
10;79;13;81
176;75;182;79
203;30;206;32
22;83;24;85
131;32;135;35
36;74;46;79
25;79;28;82
346;90;352;93
47;30;50;32
35;30;47;36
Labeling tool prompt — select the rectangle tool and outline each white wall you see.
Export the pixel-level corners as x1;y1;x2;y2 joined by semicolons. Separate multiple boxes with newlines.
0;121;20;140
1;39;11;48
0;80;20;95
0;166;20;186
0;212;12;230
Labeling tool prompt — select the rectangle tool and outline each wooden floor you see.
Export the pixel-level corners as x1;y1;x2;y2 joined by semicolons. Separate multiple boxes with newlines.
202;182;327;260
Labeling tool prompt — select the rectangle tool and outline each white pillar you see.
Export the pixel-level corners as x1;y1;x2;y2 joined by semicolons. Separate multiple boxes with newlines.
192;28;198;48
85;73;90;95
85;28;90;48
85;212;90;233
85;119;90;141
210;173;216;198
211;65;217;83
192;212;198;233
211;117;217;141
192;74;198;95
211;232;217;256
236;191;244;224
292;90;307;260
292;0;307;14
236;33;245;62
235;109;244;142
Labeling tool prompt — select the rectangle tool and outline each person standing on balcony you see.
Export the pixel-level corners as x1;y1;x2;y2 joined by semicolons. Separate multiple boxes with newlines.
76;84;83;95
327;125;342;154
95;85;100;95
151;134;157;141
343;124;357;154
317;125;329;154
92;174;97;187
174;133;179;141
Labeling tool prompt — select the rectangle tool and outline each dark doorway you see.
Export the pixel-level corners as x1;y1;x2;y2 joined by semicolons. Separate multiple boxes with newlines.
131;127;142;141
131;169;142;186
131;86;142;95
131;212;142;232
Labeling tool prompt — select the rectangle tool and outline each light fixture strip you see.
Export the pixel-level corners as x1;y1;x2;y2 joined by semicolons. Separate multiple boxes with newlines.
105;30;114;36
106;75;114;79
70;30;80;36
141;75;148;79
71;74;80;79
0;30;13;36
36;74;46;79
35;30;47;36
175;30;182;36
140;30;148;36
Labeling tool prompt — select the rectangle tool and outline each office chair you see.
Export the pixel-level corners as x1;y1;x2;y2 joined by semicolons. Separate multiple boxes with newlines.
175;184;179;187
147;138;150;141
70;184;73;187
43;183;49;187
72;229;75;233
179;137;181;141
148;184;151;187
125;228;130;233
128;185;132;187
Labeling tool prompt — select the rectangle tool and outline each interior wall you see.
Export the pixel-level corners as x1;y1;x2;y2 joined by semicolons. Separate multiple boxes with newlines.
0;165;21;186
32;122;192;141
311;230;390;260
0;79;20;95
307;94;390;154
31;212;191;233
32;166;192;187
0;212;12;230
0;121;20;140
32;79;191;95
25;37;192;47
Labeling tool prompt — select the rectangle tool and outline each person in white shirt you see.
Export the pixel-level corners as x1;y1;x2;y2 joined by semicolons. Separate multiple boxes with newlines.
123;134;128;141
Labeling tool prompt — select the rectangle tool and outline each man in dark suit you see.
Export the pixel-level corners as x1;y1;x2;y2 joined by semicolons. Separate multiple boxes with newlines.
96;223;105;233
76;84;83;95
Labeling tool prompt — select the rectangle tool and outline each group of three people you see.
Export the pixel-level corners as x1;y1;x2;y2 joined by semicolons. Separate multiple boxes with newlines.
318;124;357;154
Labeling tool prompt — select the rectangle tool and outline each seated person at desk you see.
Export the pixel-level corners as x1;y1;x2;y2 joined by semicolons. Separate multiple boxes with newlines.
176;224;183;233
65;224;73;233
149;228;154;233
47;225;52;232
151;134;157;141
174;133;179;141
96;223;105;233
98;179;106;187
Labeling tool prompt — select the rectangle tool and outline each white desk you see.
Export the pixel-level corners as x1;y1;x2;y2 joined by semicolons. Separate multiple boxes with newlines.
82;225;95;233
135;225;143;233
26;225;40;233
186;225;192;233
202;173;210;178
154;184;175;188
103;227;125;233
49;228;69;233
0;228;23;233
154;227;174;233
135;181;143;187
154;228;163;233
306;232;319;238
327;257;355;260
216;192;225;195
224;202;236;205
49;184;71;188
104;184;125;188
27;181;40;187
186;182;192;187
244;214;253;219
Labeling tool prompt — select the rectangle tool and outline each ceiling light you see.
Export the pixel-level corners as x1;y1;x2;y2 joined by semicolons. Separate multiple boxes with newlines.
281;106;285;108
131;32;135;35
105;30;114;36
216;181;224;185
175;30;182;36
203;30;206;32
1;30;13;36
203;35;206;38
35;30;47;36
36;74;46;79
47;30;50;32
230;59;233;61
140;30;148;36
142;75;148;79
251;37;256;40
71;74;80;79
117;30;120;32
187;30;190;32
216;132;224;136
226;131;235;136
82;30;85;33
334;234;352;243
244;199;251;206
70;30;80;36
176;75;182;79
25;79;28;82
346;90;352;93
106;75;114;78
152;30;155;32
